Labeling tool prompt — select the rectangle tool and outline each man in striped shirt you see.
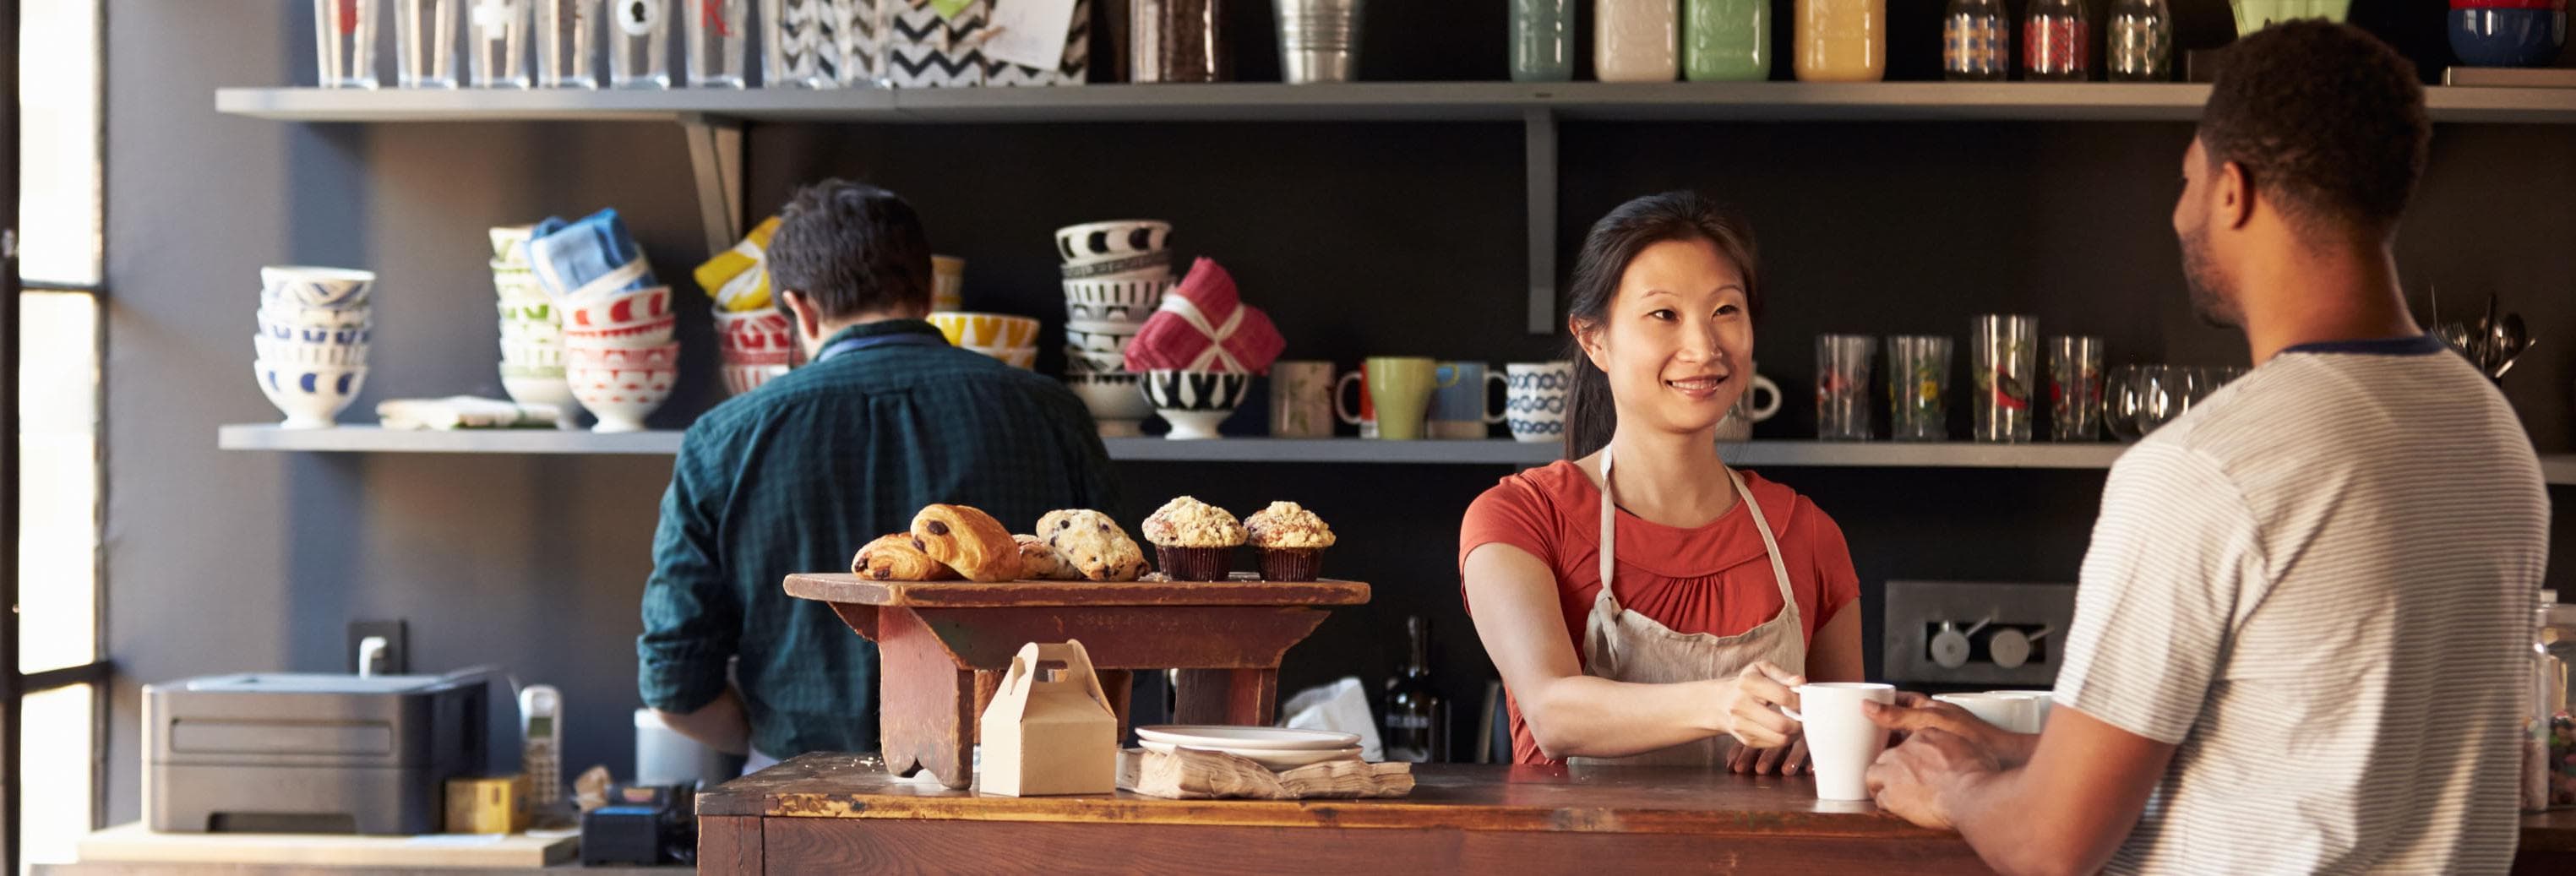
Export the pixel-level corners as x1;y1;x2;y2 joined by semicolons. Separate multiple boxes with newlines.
1861;22;2548;875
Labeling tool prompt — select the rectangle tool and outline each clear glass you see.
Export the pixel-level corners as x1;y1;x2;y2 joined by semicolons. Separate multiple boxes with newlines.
686;0;749;86
763;0;846;88
2530;598;2576;811
1971;314;2037;443
2134;364;2194;436
2048;335;2103;441
1942;0;2007;81
19;291;100;673
2024;0;2089;81
2104;363;2148;441
20;684;95;868
2108;0;2172;82
609;0;671;87
1886;335;1952;442
470;0;533;87
1511;0;1574;82
1794;0;1884;83
316;0;382;88
1595;0;1679;83
1684;0;1768;82
536;0;602;87
19;0;104;286
397;0;461;87
1816;334;1873;441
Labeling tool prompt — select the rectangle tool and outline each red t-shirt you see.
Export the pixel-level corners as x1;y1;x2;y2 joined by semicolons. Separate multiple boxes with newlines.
1457;461;1861;764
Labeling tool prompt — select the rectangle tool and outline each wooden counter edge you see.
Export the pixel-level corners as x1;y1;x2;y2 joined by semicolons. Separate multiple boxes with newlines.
698;792;1949;841
782;573;1372;607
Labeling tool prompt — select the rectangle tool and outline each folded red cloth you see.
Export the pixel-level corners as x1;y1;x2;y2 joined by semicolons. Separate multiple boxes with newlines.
1123;258;1286;375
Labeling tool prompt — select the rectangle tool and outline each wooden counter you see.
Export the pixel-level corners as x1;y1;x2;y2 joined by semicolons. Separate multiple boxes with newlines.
693;753;2576;873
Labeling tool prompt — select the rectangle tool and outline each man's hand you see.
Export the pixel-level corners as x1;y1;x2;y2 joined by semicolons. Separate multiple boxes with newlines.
1865;726;2001;831
1863;694;2039;768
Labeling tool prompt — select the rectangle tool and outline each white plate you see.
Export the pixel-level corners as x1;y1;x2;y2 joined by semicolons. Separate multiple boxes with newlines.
1134;725;1360;751
1140;740;1363;770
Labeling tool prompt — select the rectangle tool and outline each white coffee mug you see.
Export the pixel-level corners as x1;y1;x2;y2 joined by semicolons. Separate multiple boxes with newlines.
1780;682;1895;802
1933;693;2040;735
1985;690;2054;731
1714;373;1782;442
1505;362;1573;443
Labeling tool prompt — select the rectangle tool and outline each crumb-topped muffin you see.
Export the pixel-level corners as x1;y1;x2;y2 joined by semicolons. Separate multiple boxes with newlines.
1141;496;1244;581
1245;501;1334;580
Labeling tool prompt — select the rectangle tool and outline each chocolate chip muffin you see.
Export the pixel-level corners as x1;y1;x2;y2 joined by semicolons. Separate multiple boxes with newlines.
1138;496;1245;582
1244;501;1335;581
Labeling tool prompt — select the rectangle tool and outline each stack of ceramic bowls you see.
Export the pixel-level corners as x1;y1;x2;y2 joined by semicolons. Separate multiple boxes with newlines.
1055;220;1173;437
930;255;966;312
925;312;1040;369
253;266;375;429
562;284;679;433
713;306;796;394
490;226;575;416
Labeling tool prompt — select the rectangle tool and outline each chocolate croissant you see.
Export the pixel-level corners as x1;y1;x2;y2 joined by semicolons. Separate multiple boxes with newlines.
909;503;1021;582
852;532;958;581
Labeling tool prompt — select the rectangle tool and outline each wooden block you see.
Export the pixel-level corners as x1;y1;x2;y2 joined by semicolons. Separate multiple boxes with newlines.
1115;748;1413;800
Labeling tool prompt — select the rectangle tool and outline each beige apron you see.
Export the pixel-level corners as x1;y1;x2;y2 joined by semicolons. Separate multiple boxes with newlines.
1568;447;1806;767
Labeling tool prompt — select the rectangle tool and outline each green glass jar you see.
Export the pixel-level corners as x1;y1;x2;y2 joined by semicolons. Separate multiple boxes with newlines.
1685;0;1770;81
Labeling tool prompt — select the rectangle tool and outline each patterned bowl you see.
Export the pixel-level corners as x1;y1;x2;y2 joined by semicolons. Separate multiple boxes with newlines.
568;364;678;433
1054;220;1173;267
1141;369;1250;441
253;360;368;429
926;312;1041;349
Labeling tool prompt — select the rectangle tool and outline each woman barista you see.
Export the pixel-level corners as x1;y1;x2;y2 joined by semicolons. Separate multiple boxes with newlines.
1461;192;1865;771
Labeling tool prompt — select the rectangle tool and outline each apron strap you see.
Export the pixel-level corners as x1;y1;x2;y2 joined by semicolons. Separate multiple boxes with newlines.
1727;469;1801;622
1595;447;1620;613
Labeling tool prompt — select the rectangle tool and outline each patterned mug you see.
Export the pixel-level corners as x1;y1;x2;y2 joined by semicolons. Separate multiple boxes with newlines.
1269;361;1336;438
1505;362;1573;443
1713;373;1782;443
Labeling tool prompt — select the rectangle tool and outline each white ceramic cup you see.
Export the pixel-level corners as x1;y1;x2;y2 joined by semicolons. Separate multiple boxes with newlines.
1932;693;2040;735
1713;373;1783;442
1779;682;1895;802
1985;690;2055;731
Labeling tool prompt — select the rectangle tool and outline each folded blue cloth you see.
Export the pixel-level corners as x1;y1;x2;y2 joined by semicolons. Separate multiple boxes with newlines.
529;208;656;299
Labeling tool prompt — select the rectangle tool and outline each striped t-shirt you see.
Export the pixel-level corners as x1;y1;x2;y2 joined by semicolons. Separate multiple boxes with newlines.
2054;335;2548;875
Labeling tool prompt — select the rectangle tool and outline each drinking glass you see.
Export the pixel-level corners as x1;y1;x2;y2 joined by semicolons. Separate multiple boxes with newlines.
536;0;602;87
2136;364;2193;435
2048;335;2103;441
685;0;749;87
2103;364;2148;442
1816;334;1874;441
396;0;460;87
317;0;382;88
1887;335;1951;442
469;0;532;87
608;0;671;88
1972;314;2037;443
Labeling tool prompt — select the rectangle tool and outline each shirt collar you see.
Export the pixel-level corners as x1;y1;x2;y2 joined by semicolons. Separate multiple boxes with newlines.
815;318;948;353
2279;333;2448;357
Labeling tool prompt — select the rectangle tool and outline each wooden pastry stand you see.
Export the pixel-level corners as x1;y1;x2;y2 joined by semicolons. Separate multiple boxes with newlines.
782;573;1371;791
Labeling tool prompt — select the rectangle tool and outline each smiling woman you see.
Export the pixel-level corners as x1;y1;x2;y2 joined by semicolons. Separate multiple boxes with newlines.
1457;191;1866;773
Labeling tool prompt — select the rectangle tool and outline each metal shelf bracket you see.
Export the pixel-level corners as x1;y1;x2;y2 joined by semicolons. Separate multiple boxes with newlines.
1525;107;1556;336
678;113;746;255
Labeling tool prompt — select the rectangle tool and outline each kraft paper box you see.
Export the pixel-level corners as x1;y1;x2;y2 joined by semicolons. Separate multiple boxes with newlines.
444;774;527;835
977;639;1118;797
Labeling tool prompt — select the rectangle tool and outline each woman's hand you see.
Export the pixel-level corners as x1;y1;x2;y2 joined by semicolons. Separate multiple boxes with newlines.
1717;660;1806;749
1727;733;1810;775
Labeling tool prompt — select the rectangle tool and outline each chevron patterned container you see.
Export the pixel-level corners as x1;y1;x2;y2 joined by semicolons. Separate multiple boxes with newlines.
863;0;1089;87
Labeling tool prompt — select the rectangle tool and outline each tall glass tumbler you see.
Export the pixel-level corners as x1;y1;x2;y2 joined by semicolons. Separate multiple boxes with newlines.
686;0;749;87
536;0;602;87
1971;314;2037;443
397;0;460;87
2048;335;2103;441
1887;335;1952;442
1511;0;1574;82
609;0;671;87
1816;334;1874;441
470;0;532;87
317;0;382;88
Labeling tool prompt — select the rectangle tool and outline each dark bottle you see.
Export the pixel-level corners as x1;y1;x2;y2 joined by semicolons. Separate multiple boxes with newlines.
1383;616;1445;763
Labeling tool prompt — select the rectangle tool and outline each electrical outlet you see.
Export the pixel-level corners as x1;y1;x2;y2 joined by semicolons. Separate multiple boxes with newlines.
347;619;408;675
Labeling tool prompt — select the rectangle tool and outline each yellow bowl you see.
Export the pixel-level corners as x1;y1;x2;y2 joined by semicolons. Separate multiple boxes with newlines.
926;312;1040;349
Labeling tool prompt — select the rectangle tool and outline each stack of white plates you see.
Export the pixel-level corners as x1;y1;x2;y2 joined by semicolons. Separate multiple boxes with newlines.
1134;725;1364;770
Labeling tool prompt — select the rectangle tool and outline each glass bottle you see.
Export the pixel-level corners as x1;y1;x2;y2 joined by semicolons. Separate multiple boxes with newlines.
1511;0;1574;83
2107;0;2172;82
1794;0;1884;83
1596;0;1680;83
1942;0;2007;82
608;0;670;88
1382;617;1444;764
2023;0;2088;82
1684;0;1768;82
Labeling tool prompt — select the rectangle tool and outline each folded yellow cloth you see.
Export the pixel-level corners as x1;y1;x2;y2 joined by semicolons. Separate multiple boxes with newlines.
694;215;782;313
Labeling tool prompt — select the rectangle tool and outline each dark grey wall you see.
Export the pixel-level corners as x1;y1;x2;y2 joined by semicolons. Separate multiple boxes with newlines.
101;0;2571;823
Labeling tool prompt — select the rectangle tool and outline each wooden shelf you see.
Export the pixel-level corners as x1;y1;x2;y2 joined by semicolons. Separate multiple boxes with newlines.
214;82;2576;125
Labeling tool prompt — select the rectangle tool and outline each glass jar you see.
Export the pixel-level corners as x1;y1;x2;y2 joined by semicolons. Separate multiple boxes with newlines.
1684;0;1769;82
1942;0;2008;82
1794;0;1884;83
2108;0;2172;82
2023;0;2089;81
1512;0;1575;82
1596;0;1680;83
2529;591;2576;812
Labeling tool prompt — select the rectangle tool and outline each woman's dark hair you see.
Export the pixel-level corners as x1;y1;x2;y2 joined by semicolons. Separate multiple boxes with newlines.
767;179;934;321
1561;192;1761;460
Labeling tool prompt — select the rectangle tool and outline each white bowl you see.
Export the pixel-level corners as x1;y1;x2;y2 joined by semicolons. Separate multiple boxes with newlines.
259;301;373;330
499;319;564;345
926;312;1043;349
721;362;791;396
1064;346;1129;374
1141;370;1250;441
568;364;678;433
253;360;367;429
964;344;1037;370
561;286;673;331
1054;220;1173;266
1062;276;1170;309
499;372;578;422
1059;253;1174;281
565;340;680;372
258;317;373;348
561;314;677;349
254;334;368;367
1065;372;1153;422
501;339;568;368
1065;326;1139;355
259;265;376;309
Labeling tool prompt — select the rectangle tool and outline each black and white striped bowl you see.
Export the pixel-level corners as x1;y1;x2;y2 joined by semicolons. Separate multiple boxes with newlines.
1140;369;1251;412
1055;220;1173;267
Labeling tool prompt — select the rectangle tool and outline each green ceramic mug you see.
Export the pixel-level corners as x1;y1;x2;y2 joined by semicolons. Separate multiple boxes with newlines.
1365;356;1460;441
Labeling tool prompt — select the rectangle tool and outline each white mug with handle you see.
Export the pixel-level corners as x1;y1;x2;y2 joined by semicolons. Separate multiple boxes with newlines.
1714;373;1783;443
1777;682;1896;802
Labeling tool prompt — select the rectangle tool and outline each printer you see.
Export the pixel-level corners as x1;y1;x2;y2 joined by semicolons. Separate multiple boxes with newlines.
144;672;487;835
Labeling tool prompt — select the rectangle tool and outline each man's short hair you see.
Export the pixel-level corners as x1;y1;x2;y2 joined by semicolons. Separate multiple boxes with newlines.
2199;21;2429;237
767;180;934;320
